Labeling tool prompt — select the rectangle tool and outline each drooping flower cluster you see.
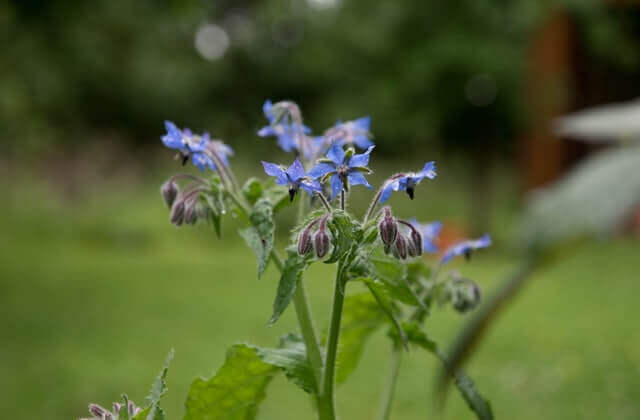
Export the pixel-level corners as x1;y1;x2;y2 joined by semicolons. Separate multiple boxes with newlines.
162;121;233;171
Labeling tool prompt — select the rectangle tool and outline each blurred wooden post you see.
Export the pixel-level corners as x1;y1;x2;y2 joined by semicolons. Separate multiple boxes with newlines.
521;12;573;190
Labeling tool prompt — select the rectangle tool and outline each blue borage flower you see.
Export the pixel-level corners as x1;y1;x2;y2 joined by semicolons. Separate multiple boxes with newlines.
161;121;233;172
441;234;491;264
309;143;374;200
324;116;373;150
379;162;437;203
408;219;443;253
258;99;311;154
262;157;322;201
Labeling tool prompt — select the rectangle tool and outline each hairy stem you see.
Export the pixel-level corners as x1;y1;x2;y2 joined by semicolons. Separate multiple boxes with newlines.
316;192;332;212
377;344;403;420
340;190;345;211
320;260;347;419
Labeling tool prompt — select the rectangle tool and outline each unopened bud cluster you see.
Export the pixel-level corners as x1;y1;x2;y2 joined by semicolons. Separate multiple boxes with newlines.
444;274;481;313
297;214;331;259
161;178;208;227
379;208;422;260
82;399;141;420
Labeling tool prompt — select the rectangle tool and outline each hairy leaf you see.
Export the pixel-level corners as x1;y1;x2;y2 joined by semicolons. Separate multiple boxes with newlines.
239;198;275;279
183;345;278;420
254;334;316;393
132;349;173;420
269;253;311;325
325;211;362;264
369;257;423;307
334;292;386;384
399;322;493;420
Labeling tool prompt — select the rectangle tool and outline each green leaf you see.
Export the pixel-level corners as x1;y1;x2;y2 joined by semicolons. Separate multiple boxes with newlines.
369;257;424;307
242;177;264;205
132;349;173;420
399;322;493;420
184;344;278;420
269;253;311;325
254;334;317;394
334;292;386;384
364;281;408;349
240;198;275;279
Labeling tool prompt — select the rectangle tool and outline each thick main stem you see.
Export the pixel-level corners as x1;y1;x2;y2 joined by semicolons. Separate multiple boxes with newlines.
319;262;347;420
377;344;403;420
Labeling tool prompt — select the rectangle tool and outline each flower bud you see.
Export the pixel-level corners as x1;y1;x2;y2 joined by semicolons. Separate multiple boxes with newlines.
379;208;398;247
112;403;121;415
89;404;108;418
170;200;185;226
314;230;330;258
161;180;178;208
394;234;408;260
409;229;423;256
297;226;314;256
407;237;418;257
183;200;198;225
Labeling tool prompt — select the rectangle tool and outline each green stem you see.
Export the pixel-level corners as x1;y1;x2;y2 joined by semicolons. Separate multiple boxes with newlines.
319;261;347;419
232;189;325;400
377;344;403;420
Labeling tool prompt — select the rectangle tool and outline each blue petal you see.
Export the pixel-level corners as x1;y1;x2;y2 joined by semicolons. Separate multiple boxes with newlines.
379;183;394;204
286;158;306;181
473;234;492;248
276;131;296;152
308;162;336;179
348;145;374;167
418;161;437;180
347;171;373;189
422;238;438;253
330;174;343;200
353;116;371;131
192;152;215;172
257;126;276;137
262;161;285;178
263;99;274;122
422;221;443;239
300;179;322;195
353;136;374;149
327;143;346;165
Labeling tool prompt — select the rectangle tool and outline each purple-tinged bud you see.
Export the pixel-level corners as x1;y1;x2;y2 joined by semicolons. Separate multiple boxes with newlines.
112;402;121;415
128;400;139;416
379;207;398;247
89;404;108;418
161;180;178;208
394;234;408;260
170;200;185;226
183;200;198;225
313;214;331;259
298;219;319;256
407;237;418;257
410;229;423;256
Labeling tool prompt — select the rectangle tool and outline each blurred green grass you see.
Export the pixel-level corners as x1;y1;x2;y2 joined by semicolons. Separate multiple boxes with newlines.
1;172;639;420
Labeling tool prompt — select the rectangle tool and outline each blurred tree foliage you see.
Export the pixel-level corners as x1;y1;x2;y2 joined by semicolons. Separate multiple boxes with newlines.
1;0;638;158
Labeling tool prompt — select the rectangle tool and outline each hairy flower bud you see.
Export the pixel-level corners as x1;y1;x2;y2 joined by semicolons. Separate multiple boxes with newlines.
407;237;418;257
379;207;398;247
88;404;108;418
314;215;330;258
298;230;313;255
183;200;198;225
161;180;178;208
394;234;408;260
170;200;185;226
410;229;423;256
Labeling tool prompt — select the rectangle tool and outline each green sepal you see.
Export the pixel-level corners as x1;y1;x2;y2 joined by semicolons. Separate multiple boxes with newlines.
351;166;372;174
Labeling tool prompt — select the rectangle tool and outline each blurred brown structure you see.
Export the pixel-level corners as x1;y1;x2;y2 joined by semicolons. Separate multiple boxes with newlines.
521;4;640;191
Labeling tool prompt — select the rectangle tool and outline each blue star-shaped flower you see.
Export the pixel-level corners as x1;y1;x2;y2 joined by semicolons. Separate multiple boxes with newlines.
258;99;311;153
441;234;491;264
408;219;443;253
262;157;322;201
162;121;214;171
325;116;373;149
308;144;374;200
379;162;437;203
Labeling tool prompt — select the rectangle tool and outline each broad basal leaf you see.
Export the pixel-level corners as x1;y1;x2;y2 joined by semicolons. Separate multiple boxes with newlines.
269;253;311;325
254;334;316;394
184;345;278;420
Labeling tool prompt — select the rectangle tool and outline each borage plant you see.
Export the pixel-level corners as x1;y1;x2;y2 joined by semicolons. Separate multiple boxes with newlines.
82;100;494;420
